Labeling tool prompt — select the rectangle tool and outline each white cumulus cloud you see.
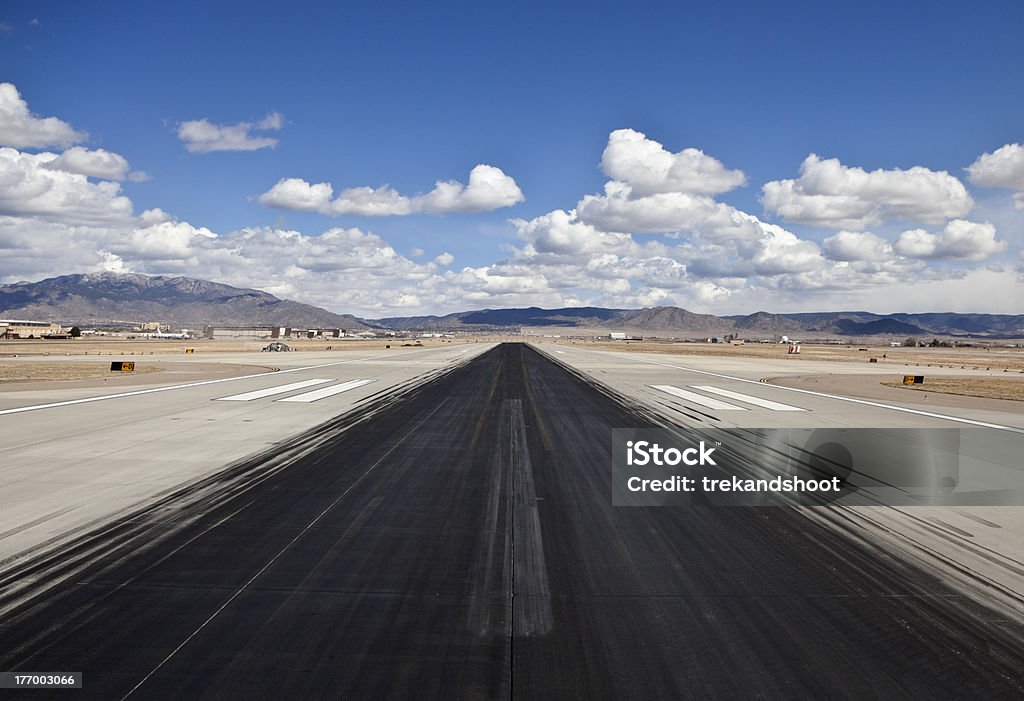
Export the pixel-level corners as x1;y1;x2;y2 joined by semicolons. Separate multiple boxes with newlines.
177;112;284;153
112;217;218;264
1;96;1019;317
601;128;746;196
968;143;1024;189
42;146;133;181
257;177;337;211
822;231;895;262
417;164;525;213
0;147;133;224
894;220;1006;261
762;154;974;229
968;143;1024;209
0;83;86;148
576;182;728;234
513;208;636;257
259;164;524;216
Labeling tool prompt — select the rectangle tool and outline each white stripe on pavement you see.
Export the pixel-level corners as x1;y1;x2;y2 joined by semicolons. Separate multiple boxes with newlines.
0;346;455;417
277;379;375;403
215;378;333;402
627;355;1024;434
650;385;746;411
691;385;806;412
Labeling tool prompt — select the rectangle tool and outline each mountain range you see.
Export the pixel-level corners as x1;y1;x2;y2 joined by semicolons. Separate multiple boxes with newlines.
384;306;1024;338
2;273;1023;338
0;273;372;331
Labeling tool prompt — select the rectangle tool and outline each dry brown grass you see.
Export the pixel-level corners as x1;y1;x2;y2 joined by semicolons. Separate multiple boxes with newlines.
881;377;1024;402
565;340;1024;372
0;362;164;383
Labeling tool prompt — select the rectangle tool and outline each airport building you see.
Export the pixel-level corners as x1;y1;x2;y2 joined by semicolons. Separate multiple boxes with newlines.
280;327;344;339
0;319;63;339
203;325;282;339
203;325;355;340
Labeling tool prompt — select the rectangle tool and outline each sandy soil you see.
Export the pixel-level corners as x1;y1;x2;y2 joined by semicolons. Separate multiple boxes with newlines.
0;361;164;383
769;373;1024;413
0;337;482;356
882;377;1024;402
568;339;1024;372
0;337;504;388
0;361;276;392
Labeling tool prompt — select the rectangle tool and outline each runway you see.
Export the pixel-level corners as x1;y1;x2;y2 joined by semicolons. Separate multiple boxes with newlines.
0;343;491;564
1;343;1023;698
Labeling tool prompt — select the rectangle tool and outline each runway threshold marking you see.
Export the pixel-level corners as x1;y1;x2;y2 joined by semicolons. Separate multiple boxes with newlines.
277;379;375;403
651;385;746;411
691;385;806;411
625;355;1024;434
0;346;466;417
214;378;333;402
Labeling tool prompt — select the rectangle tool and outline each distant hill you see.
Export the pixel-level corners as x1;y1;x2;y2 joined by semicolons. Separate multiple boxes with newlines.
780;311;1024;337
377;306;627;331
604;306;731;333
461;306;625;327
729;311;805;334
0;273;374;330
4;273;1023;338
380;306;1024;338
888;312;1024;337
827;318;926;336
831;318;928;336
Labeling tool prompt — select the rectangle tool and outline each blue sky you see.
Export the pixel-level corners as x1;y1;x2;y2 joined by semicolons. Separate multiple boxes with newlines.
1;1;1022;316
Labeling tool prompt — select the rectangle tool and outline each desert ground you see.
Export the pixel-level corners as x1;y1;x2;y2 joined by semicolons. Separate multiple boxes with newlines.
2;336;1023;402
555;338;1024;402
0;336;490;385
574;338;1024;370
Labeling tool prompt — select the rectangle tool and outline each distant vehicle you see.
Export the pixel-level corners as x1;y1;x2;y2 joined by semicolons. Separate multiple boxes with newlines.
261;342;292;352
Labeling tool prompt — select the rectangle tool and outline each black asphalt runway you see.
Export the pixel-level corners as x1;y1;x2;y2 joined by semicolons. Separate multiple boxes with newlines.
2;343;1023;699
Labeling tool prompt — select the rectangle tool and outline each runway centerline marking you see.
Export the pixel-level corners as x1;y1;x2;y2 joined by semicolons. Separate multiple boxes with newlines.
214;378;332;402
277;379;374;403
691;385;806;412
651;385;746;411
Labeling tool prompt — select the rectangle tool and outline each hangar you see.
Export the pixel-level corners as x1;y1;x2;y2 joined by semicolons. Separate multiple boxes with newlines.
0;319;63;339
